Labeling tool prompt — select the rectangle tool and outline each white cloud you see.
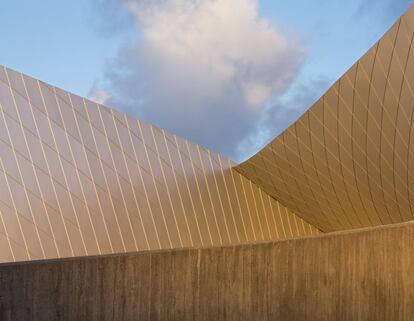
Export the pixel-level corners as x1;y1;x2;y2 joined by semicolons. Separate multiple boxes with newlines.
93;0;306;160
89;86;111;104
237;76;331;160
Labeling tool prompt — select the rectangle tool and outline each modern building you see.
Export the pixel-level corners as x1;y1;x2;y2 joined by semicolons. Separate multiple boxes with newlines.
1;3;414;321
0;65;318;264
237;5;414;233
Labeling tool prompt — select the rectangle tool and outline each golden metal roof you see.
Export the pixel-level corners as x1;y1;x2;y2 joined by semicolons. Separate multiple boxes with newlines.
237;4;414;232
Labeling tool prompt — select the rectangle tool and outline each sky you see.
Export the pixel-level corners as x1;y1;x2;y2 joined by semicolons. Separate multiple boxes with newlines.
0;0;413;161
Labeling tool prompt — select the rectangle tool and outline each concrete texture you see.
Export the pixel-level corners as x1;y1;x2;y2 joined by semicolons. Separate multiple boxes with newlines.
1;221;414;320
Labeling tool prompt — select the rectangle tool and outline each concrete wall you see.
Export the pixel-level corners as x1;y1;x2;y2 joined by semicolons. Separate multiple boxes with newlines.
1;221;414;321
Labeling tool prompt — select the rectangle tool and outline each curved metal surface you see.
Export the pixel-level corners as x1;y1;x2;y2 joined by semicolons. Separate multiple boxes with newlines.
237;4;414;232
0;66;318;263
2;3;413;264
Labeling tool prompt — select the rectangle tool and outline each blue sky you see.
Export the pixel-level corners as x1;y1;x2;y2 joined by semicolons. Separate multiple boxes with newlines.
1;0;412;161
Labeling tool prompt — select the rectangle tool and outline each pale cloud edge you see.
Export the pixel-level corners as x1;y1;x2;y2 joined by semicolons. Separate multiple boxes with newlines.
90;0;306;161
